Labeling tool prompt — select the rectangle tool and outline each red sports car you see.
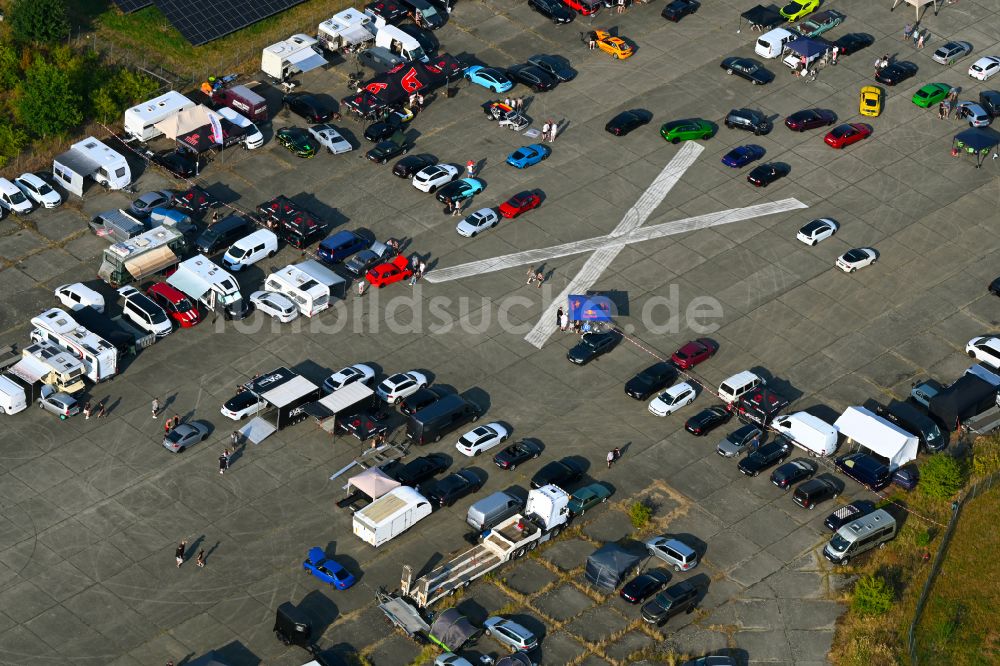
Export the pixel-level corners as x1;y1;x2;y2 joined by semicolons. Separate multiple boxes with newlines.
498;191;541;219
146;281;201;327
561;0;599;14
366;255;414;288
824;123;872;149
670;338;718;369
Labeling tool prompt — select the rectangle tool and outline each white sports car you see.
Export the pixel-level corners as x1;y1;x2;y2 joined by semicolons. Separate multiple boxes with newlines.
648;382;697;417
455;422;510;456
413;163;460;193
249;290;299;323
969;56;1000;81
376;370;429;403
456;208;501;237
308;124;354;154
796;218;839;246
835;247;877;273
323;363;376;393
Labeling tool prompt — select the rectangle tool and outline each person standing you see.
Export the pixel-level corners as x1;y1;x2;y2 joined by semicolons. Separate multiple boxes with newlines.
613;447;621;462
831;46;838;65
466;160;476;177
83;401;91;420
165;419;173;435
560;311;569;331
231;430;240;448
938;101;946;119
418;261;427;279
556;307;564;330
917;31;926;49
526;268;536;286
152;397;159;419
541;121;550;142
607;450;615;469
196;550;206;568
175;541;186;567
219;451;228;475
548;120;558;142
617;0;625;14
451;200;462;217
535;271;544;287
904;23;913;41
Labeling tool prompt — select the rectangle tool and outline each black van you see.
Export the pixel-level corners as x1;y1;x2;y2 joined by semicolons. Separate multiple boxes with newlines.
835;452;890;491
980;90;1000;119
864;398;948;452
406;394;478;444
195;215;253;255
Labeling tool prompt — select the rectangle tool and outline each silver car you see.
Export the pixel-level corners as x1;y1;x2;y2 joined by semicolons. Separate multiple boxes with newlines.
129;190;173;217
308;124;354;154
716;424;763;458
163;421;210;453
37;388;79;420
483;616;538;651
344;240;395;277
456;208;500;237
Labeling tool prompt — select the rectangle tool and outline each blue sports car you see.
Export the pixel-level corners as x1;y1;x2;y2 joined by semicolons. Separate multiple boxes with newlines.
464;65;514;93
721;144;765;168
506;144;550;168
303;547;356;590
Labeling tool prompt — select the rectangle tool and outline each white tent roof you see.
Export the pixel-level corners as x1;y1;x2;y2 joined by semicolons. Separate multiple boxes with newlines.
890;0;941;19
348;467;400;500
155;105;213;140
318;382;373;414
261;375;319;408
834;406;919;470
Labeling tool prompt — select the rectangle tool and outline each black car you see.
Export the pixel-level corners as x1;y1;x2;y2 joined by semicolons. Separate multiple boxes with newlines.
724;108;771;135
746;162;789;187
383;453;450;486
735;388;789;426
528;0;576;23
784;108;836;131
151;150;202;178
625;362;676;400
436;178;481;204
531;458;584;489
397;23;439;55
875;61;918;86
605;109;652;136
392;154;438;178
527;54;577;81
720;57;774;85
620;570;669;603
823;500;877;531
989;275;1000;296
426;469;485;507
366;0;408;22
640;580;699;626
661;0;699;21
276;127;318;158
398;387;443;416
364;115;406;143
835;452;891;491
738;437;792;477
567;330;622;365
507;64;558;92
494;438;543;470
684;405;731;436
343;411;392;441
366;136;410;163
792;476;841;509
770;458;818;490
833;32;874;56
283;93;337;123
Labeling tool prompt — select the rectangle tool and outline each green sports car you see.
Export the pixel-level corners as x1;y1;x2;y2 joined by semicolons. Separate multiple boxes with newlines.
911;83;951;108
660;118;716;144
276;127;317;158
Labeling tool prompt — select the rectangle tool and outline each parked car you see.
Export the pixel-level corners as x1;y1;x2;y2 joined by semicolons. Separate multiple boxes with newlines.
625;362;676;400
567;482;613;515
836;247;877;273
14;173;61;208
366;135;411;163
128;190;172;217
640;580;699;626
464;65;514;93
146;282;201;328
796;218;838;245
738;437;792;476
648;382;697;417
605;109;652;136
302;547;356;590
645;536;698;571
833;32;874;56
345;241;396;277
911;82;950;107
779;0;818;20
747;162;789;187
220;391;265;420
792;475;841;509
567;330;622;364
531;458;584;488
436;178;485;204
499;191;542;218
931;40;972;65
383;453;450;486
393;154;437;178
276;127;318;158
684;405;730;436
308;124;354;154
527;54;577;81
162;421;209;452
323;364;376;394
824;123;872;149
671;338;718;369
965;335;1000;367
770;458;818;490
455;422;510;457
493;438;543;470
507;64;558;92
528;0;576;23
720;57;774;85
483;616;538;651
620;570;669;603
37;387;79;420
717;424;763;458
876;60;920;85
660;118;715;143
784;108;836;131
456;208;501;237
721;144;765;168
661;0;699;21
249;290;299;323
367;255;414;288
376;370;428;403
426;469;485;507
724;108;771;135
283;93;337;123
506;144;549;169
969;56;1000;81
824;500;877;531
413;163;460;192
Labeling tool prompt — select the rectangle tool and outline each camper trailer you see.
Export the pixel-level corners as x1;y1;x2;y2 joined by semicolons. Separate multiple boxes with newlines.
264;261;346;317
53;138;132;196
29;309;119;383
211;84;269;123
98;226;187;288
262;34;328;81
166;255;243;312
318;9;377;52
18;340;87;395
124;91;196;143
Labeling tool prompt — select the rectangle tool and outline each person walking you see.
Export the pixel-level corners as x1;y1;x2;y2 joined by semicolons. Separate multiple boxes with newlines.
548;120;558;142
83;401;91;420
175;541;186;567
418;261;427;279
466;160;476;177
526;268;536;286
219;451;228;475
151;397;159;418
97;402;106;418
917;31;926;49
451;200;462;217
196;550;206;568
556;307;564;330
607;450;615;469
231;430;240;447
613;447;621;463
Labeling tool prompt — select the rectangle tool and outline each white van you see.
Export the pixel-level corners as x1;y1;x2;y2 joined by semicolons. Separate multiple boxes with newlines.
771;411;838;456
223;229;278;271
718;371;764;404
55;283;106;313
755;27;796;59
0;375;28;415
823;509;896;565
118;285;173;338
353;486;432;547
216;107;264;149
0;177;34;214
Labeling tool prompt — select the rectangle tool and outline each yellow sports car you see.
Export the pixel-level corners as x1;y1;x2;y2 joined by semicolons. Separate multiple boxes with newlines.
859;86;882;117
589;30;634;59
779;0;819;21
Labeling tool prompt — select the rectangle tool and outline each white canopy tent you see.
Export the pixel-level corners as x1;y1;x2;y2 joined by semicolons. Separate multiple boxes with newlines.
890;0;941;20
155;105;213;140
834;406;919;470
346;467;401;501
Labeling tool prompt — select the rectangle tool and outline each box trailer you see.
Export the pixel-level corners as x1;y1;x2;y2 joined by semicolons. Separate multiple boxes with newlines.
98;226;187;287
211;84;269;123
318;9;377;53
124;91;196;142
353;486;432;547
30;309;119;382
53;137;132;196
239;367;322;444
262;34;328;81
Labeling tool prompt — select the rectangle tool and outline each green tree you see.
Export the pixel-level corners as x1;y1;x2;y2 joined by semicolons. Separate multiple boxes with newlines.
972;435;1000;478
851;574;894;616
0;43;22;89
90;68;160;123
0;123;29;169
17;57;83;137
9;0;70;44
920;454;966;500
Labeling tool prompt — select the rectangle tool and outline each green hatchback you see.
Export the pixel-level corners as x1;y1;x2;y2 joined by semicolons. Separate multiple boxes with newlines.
912;83;951;108
567;482;613;516
660;118;716;143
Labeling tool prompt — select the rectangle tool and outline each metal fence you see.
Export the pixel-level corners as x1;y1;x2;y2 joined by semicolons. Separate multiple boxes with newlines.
907;470;1000;664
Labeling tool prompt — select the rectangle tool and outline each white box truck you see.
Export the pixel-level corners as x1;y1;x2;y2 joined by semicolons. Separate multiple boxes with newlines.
124;91;196;142
353;486;433;547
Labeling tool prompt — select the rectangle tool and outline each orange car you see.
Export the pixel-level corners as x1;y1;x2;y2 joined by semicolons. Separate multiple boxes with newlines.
588;30;634;59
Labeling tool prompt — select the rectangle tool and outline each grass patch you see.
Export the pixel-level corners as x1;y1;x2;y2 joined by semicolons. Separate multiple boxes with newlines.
628;500;653;529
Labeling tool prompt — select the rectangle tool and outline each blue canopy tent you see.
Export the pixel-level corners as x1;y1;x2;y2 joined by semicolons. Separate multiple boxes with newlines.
785;37;831;59
568;293;616;321
952;127;1000;168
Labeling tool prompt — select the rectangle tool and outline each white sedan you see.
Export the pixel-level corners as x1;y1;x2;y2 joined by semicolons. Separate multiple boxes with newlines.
14;173;62;208
648;382;697;417
455;422;510;456
376;370;429;403
966;336;1000;368
456;208;501;237
969;56;1000;81
413;164;460;193
835;247;877;273
322;363;376;393
249;290;299;323
308;124;354;154
796;218;838;246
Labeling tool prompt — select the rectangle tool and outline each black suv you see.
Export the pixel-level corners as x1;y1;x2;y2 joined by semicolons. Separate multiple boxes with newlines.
792;476;841;510
382;453;449;486
736;388;789;427
531;458;584;489
426;469;484;507
641;580;699;626
399;387;444;416
738;437;792;477
724;108;771;135
283;93;337;124
625;362;677;400
770;458;817;490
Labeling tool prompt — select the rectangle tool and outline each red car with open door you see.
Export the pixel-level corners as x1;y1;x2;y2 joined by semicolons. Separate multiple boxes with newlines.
366;255;414;288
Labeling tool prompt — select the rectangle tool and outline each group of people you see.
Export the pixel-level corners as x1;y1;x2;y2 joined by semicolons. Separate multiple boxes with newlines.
174;540;207;568
163;415;182;434
938;87;962;119
81;400;107;419
409;256;428;285
501;96;525;112
407;92;426;113
555;306;606;334
903;23;930;48
873;53;893;75
526;268;546;287
540;120;560;142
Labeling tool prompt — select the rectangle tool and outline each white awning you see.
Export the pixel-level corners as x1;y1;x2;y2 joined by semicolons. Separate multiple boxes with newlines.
348;467;400;500
261;375;319;408
341;25;374;46
125;245;177;279
167;267;211;301
318;382;373;414
287;48;327;74
8;356;47;384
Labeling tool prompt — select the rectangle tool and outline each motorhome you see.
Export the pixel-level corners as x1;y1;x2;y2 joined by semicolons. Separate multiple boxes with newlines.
264;261;346;317
317;9;377;52
53;137;132;196
124;91;196;142
29;309;118;382
166;255;243;313
98;226;187;288
16;340;87;395
262;34;328;81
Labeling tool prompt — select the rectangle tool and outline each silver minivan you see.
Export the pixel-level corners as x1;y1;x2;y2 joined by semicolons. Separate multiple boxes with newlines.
823;509;896;565
466;491;524;532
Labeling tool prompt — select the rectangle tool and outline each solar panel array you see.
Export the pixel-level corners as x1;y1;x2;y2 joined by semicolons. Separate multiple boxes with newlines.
112;0;154;13
153;0;308;46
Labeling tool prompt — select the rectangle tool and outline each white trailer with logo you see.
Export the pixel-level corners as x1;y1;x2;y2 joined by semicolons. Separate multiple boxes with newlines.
262;34;328;81
124;91;196;142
